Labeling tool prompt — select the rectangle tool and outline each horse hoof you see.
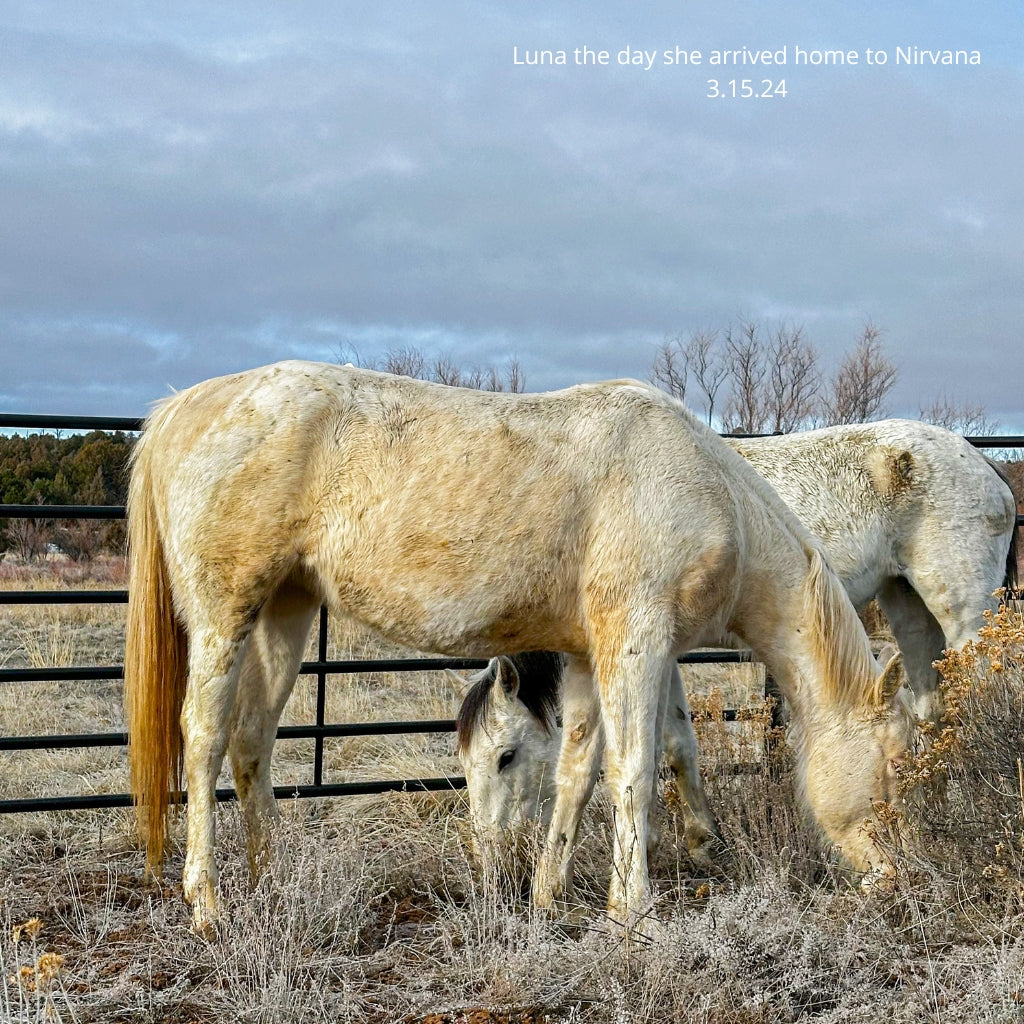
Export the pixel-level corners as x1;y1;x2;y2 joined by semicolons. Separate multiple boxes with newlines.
686;829;729;874
190;915;221;941
184;880;221;939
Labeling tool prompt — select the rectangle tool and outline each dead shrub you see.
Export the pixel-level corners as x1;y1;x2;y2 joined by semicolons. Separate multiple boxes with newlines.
900;599;1024;906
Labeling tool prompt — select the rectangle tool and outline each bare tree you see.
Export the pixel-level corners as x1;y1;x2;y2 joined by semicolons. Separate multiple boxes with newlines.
481;361;526;393
432;353;464;387
920;391;999;436
650;334;688;401
823;324;897;425
765;324;820;433
685;330;727;426
381;345;427;380
332;341;363;367
52;520;105;562
721;321;770;433
504;357;525;394
6;514;49;563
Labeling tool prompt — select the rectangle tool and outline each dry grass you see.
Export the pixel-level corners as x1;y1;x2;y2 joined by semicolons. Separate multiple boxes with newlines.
3;563;1024;1021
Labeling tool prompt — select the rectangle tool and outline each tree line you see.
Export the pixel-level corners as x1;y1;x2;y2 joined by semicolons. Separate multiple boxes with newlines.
0;431;133;561
651;320;998;435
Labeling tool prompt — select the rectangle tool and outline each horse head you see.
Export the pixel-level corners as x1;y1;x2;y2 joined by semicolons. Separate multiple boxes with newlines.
454;655;561;851
796;589;922;877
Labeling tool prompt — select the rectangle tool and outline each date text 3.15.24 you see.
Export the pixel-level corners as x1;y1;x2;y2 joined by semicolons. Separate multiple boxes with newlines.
707;79;787;98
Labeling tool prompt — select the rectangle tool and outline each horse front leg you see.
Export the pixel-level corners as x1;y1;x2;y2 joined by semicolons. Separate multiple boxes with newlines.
532;656;604;915
597;645;667;929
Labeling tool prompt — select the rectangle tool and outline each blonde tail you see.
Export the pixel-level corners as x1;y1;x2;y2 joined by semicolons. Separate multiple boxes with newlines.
124;436;188;876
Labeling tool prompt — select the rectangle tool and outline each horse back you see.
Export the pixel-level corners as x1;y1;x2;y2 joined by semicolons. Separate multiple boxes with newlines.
729;420;1016;601
139;362;745;656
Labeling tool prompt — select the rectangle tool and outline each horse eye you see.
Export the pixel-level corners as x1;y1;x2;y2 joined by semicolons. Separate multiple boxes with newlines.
498;749;516;772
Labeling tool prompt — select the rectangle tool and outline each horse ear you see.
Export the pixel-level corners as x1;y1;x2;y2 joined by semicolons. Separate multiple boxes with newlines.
444;669;471;699
492;656;521;702
874;650;904;707
876;642;899;667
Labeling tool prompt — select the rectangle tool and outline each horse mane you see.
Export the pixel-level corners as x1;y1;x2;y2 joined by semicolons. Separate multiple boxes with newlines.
803;545;879;708
455;650;563;754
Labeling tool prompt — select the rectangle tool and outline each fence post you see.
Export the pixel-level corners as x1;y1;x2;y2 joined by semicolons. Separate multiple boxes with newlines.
313;605;328;787
763;671;785;774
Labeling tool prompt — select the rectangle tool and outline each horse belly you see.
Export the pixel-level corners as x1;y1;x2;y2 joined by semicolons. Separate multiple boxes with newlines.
312;535;585;657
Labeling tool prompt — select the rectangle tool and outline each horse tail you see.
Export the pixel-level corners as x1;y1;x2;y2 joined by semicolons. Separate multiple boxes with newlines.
124;421;188;876
984;456;1020;597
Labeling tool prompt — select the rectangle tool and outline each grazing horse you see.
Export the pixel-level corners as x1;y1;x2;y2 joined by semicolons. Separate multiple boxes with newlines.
124;361;915;933
455;421;1017;860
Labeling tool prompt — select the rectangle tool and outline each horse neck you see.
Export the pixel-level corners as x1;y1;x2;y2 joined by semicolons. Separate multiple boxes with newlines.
731;568;815;712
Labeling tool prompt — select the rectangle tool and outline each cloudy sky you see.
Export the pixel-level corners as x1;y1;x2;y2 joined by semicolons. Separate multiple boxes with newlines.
1;2;1021;425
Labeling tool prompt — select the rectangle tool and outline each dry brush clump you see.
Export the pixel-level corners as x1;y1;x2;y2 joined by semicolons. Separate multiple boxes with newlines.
0;555;126;592
898;599;1024;907
1;911;76;1023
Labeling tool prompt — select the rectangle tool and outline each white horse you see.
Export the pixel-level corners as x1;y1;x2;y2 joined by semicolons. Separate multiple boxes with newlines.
124;361;915;933
455;420;1017;862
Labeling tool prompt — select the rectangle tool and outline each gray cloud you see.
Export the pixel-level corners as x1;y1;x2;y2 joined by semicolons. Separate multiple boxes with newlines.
0;2;1021;424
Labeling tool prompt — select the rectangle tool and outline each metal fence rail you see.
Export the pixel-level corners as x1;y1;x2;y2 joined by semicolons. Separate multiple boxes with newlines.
1;412;1021;815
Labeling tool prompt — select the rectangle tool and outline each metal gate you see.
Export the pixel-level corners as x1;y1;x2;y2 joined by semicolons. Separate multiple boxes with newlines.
1;412;1020;814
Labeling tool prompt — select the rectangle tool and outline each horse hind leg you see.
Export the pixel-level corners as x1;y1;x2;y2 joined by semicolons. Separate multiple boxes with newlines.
229;583;320;878
180;621;253;934
876;578;947;723
888;513;1014;723
660;663;723;865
